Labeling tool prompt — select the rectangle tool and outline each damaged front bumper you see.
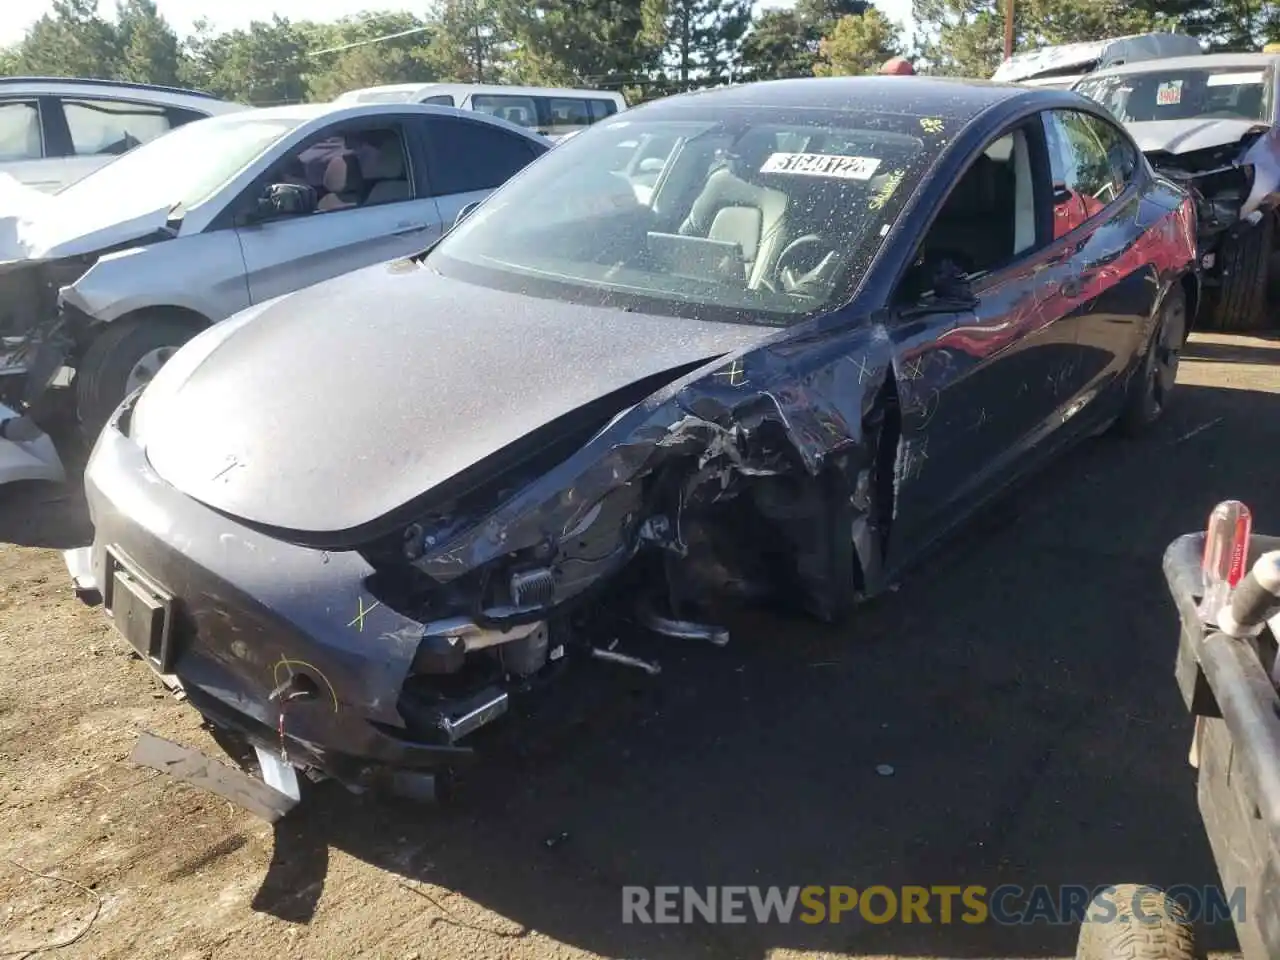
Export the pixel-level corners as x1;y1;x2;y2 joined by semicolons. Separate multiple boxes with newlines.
71;400;567;795
0;257;94;417
1149;133;1280;279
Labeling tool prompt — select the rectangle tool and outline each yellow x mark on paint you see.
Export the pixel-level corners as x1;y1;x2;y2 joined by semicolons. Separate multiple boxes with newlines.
348;597;381;632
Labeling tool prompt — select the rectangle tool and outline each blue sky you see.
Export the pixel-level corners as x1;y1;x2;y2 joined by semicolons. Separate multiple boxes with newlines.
2;0;915;48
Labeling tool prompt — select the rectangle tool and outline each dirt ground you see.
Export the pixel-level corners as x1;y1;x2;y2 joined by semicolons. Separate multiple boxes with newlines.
1;331;1277;960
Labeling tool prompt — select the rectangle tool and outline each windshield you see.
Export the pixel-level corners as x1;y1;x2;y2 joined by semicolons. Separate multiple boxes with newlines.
1076;66;1271;123
427;108;934;325
52;115;303;219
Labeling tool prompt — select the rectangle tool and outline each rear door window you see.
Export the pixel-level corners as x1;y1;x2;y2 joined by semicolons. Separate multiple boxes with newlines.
470;94;539;130
62;97;174;156
421;116;543;195
546;98;592;137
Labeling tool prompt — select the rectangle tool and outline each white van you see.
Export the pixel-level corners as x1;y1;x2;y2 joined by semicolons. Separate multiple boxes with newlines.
335;83;626;139
990;32;1204;90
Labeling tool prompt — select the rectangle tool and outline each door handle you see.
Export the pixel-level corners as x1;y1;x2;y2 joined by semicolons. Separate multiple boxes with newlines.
392;222;429;236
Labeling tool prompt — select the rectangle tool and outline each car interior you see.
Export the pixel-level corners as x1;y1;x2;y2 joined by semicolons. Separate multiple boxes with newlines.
896;128;1037;303
642;127;916;298
1104;72;1268;122
275;127;411;214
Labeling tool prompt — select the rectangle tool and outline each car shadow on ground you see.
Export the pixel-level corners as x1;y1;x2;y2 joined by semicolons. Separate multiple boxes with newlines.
1183;337;1280;366
226;378;1280;959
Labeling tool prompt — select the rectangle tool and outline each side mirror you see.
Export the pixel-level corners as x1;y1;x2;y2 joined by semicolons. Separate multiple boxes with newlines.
453;201;481;229
1052;182;1073;205
245;183;316;224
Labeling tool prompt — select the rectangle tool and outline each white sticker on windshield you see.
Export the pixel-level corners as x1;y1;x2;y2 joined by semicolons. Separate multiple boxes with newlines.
760;152;881;180
1156;80;1183;105
1207;71;1265;87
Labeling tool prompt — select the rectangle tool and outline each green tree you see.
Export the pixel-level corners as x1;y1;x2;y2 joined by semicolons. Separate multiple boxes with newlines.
424;0;509;83
664;0;753;87
796;0;871;35
814;7;902;76
739;9;818;80
1181;0;1269;49
115;0;182;85
502;0;665;87
304;12;436;101
178;17;308;105
15;0;120;79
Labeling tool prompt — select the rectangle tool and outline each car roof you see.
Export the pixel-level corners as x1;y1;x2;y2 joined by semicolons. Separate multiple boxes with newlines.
199;100;553;143
1087;52;1280;78
0;76;246;113
631;76;1034;124
339;82;626;101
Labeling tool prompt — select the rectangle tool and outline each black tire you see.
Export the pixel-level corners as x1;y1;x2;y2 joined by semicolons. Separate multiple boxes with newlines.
1203;213;1273;332
76;313;199;441
1115;285;1187;436
1075;884;1199;960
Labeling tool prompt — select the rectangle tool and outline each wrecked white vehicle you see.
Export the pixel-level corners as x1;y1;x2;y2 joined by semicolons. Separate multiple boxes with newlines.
1076;53;1280;331
991;32;1203;90
0;101;550;436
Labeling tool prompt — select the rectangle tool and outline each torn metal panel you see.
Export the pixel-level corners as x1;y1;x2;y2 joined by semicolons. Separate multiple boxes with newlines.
0;404;64;485
132;731;299;822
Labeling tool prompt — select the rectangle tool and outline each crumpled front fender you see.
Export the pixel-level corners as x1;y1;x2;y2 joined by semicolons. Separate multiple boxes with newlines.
1239;127;1280;221
413;315;898;609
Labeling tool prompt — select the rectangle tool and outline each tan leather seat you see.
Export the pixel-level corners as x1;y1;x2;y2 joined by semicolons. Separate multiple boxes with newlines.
678;165;788;289
317;154;364;212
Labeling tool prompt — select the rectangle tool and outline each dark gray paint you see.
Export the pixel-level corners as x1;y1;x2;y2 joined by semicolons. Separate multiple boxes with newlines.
141;258;774;534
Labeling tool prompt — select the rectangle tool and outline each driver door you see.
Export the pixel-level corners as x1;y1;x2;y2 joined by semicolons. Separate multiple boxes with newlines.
234;116;443;305
888;120;1096;555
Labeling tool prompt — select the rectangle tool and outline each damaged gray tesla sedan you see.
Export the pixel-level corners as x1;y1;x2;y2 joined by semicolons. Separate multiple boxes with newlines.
69;76;1197;803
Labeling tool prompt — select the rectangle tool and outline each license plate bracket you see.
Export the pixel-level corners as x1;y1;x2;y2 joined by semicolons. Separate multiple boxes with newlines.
105;548;175;673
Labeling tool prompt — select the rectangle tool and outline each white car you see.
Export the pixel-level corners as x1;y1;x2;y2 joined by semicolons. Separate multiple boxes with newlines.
0;100;551;434
0;77;248;193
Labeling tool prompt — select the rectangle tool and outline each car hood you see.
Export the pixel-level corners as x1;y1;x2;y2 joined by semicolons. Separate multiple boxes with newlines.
1128;118;1265;156
138;260;776;537
0;194;172;265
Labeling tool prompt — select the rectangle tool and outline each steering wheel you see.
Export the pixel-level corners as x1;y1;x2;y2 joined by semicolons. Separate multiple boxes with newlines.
769;233;839;295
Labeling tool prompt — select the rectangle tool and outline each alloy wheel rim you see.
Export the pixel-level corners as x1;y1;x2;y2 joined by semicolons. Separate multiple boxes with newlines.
124;346;178;396
1149;301;1186;414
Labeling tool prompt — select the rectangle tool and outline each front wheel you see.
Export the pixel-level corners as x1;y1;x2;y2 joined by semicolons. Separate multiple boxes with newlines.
1115;285;1187;436
1075;884;1199;960
76;313;199;442
1202;214;1273;332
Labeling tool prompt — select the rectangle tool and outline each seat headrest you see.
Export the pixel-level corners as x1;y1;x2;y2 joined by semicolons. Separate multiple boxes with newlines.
360;142;405;180
942;154;1000;218
322;153;364;194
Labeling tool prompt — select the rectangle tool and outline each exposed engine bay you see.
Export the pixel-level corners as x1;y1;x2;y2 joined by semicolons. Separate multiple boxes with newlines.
1145;130;1275;240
